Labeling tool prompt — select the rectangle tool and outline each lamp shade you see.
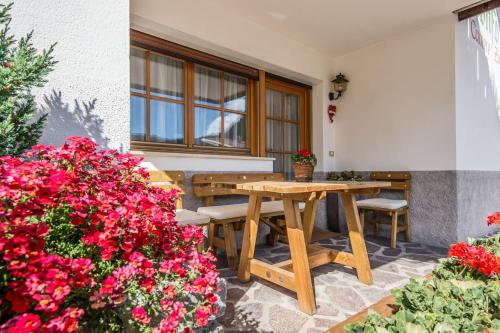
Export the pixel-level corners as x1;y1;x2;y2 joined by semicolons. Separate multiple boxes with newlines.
331;73;349;93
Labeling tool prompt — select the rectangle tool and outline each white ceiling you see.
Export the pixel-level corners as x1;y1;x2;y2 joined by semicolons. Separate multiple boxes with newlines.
207;0;478;57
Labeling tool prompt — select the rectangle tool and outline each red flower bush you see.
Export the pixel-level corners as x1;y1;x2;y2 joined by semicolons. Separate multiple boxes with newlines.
0;137;219;332
487;212;500;226
448;242;500;277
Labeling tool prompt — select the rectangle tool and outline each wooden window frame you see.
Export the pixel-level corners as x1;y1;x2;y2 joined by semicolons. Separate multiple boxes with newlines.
456;0;500;21
130;30;258;156
260;72;312;173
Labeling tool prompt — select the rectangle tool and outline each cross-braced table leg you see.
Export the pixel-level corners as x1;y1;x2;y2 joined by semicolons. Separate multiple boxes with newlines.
340;192;373;285
283;198;316;315
238;195;262;282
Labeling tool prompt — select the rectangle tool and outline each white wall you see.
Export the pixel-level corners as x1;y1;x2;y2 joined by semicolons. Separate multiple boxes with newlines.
9;0;130;151
455;9;500;171
130;0;335;171
332;16;457;171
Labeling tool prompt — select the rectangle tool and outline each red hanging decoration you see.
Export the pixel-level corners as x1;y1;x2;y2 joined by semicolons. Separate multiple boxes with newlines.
328;104;336;123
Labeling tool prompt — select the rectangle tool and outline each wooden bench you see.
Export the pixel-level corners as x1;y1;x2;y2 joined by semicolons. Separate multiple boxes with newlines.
357;172;411;248
148;171;210;252
192;173;305;269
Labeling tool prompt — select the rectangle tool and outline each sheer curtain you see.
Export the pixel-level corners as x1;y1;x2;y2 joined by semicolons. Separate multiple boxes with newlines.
224;73;246;111
130;48;146;93
195;66;221;106
149;54;184;143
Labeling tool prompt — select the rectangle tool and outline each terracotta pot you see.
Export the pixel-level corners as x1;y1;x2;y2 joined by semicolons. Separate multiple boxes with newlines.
292;163;314;182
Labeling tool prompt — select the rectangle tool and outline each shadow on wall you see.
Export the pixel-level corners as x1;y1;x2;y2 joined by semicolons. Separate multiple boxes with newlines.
38;90;110;148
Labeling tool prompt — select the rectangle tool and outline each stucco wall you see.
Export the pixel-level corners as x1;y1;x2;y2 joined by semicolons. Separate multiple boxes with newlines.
332;16;457;171
455;9;500;171
9;0;130;151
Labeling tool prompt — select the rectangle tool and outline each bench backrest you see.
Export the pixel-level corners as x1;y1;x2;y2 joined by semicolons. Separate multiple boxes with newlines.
192;173;284;206
370;171;411;201
147;170;185;209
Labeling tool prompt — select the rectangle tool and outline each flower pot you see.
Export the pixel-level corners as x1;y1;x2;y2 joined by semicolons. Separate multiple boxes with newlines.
292;163;314;182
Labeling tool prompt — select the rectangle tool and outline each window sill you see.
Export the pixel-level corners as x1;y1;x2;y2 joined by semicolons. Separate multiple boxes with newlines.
130;150;275;162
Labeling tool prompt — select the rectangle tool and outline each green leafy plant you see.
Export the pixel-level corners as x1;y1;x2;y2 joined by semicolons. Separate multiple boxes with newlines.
346;232;500;333
0;3;56;156
327;170;362;181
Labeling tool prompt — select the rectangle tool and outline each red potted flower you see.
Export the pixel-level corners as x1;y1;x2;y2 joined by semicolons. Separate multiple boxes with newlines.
291;149;317;182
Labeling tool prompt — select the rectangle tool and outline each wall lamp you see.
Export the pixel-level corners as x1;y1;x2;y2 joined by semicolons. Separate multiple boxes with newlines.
329;73;349;101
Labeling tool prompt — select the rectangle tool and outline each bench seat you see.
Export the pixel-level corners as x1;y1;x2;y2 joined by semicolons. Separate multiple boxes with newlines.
197;200;306;220
175;209;211;226
357;198;407;210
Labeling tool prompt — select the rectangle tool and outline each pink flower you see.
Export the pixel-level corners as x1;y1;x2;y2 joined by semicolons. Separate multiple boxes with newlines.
131;307;151;325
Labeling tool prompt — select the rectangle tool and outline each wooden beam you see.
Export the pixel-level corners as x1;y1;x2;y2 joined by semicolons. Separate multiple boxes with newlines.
457;0;500;21
249;259;296;291
131;29;259;79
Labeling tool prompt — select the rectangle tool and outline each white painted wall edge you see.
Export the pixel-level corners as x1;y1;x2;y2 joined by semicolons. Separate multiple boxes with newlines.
133;151;274;172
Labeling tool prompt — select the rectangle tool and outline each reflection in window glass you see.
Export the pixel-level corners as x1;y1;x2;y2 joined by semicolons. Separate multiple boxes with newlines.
150;100;184;144
194;107;221;146
150;54;184;100
195;66;221;107
224;113;247;148
130;48;146;94
224;73;246;112
130;96;146;141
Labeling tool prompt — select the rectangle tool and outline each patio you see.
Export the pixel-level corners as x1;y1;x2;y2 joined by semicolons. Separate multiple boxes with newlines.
2;0;499;332
216;235;446;332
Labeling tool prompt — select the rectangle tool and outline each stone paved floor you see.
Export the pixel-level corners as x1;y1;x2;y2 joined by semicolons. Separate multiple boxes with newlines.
216;234;447;333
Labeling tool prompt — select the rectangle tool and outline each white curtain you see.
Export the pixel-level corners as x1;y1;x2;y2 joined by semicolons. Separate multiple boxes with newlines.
194;107;221;146
150;54;184;100
224;73;246;111
150;100;184;143
130;48;146;92
195;66;221;106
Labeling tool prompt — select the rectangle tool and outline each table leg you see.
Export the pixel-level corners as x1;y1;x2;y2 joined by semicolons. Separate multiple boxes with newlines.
238;195;262;282
303;197;319;244
340;192;373;285
283;198;316;315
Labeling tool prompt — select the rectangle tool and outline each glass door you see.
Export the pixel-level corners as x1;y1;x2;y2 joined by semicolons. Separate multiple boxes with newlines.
265;78;309;179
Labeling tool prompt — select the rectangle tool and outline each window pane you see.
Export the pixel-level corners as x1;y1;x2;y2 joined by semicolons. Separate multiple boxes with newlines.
224;73;246;112
266;89;282;118
267;153;282;173
194;107;221;146
130;96;146;141
266;120;281;151
150;100;184;144
283;154;293;180
284;123;299;152
195;66;221;107
130;48;146;94
284;94;299;121
150;54;184;100
224;113;247;148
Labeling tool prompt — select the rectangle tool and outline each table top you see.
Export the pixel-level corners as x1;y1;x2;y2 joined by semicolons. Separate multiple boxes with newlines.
224;180;391;194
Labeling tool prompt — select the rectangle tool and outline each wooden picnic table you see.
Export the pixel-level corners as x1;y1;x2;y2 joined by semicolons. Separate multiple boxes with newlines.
219;180;390;315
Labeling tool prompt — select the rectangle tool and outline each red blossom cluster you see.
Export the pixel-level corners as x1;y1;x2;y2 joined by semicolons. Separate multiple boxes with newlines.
0;137;219;332
487;212;500;226
448;242;500;277
297;149;311;158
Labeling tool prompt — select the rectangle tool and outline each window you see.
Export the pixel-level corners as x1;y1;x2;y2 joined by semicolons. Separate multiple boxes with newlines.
262;77;311;179
130;30;310;162
130;31;259;155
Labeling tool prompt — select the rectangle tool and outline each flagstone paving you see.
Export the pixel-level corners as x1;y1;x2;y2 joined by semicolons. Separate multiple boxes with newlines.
216;235;447;333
